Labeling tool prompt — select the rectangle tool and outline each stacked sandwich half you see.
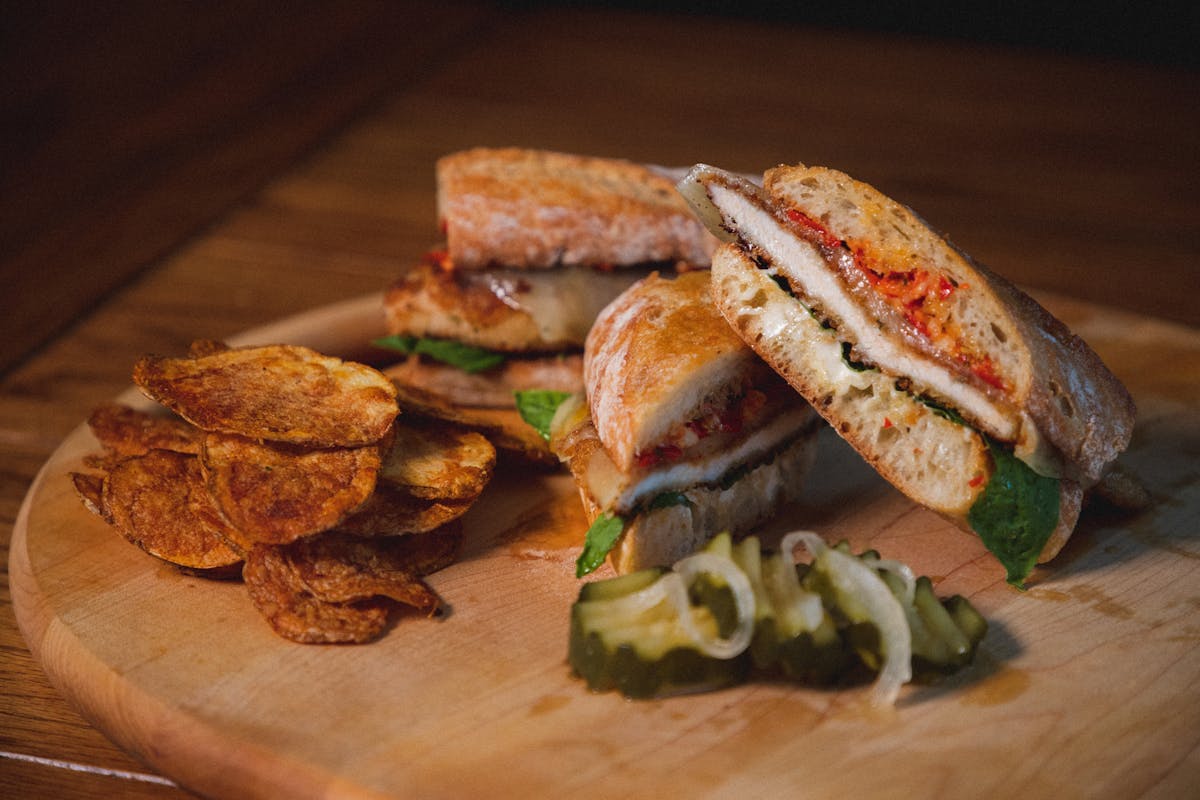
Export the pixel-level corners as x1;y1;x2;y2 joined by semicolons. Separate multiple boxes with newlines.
381;148;719;411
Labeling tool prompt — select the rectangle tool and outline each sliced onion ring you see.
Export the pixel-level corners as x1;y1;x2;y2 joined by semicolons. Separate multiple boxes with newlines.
672;552;756;660
781;530;913;707
587;573;672;617
862;556;916;607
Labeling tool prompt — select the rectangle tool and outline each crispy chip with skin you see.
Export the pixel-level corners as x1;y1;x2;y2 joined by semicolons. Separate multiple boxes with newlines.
187;338;231;358
102;450;243;572
133;344;398;447
241;527;460;643
286;526;460;609
201;432;382;545
383;419;495;501
85;403;201;468
243;546;392;644
337;482;473;537
70;472;107;519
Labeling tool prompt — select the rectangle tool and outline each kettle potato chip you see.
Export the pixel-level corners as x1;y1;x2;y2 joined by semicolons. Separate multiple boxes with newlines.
70;471;107;519
243;545;393;644
388;379;556;466
102;449;243;572
242;527;461;643
85;403;201;468
134;344;398;447
284;527;460;608
201;432;382;545
382;419;495;501
74;341;488;643
337;483;474;537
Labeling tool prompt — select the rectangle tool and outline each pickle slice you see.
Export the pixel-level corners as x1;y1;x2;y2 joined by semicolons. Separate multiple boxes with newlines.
569;565;749;698
567;533;988;699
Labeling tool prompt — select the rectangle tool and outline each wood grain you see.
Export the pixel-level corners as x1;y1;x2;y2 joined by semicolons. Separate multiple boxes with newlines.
0;0;492;375
11;292;1200;800
2;5;1197;797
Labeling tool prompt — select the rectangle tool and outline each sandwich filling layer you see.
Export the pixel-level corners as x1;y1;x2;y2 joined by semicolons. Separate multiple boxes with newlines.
559;402;819;516
699;181;1025;448
385;258;658;352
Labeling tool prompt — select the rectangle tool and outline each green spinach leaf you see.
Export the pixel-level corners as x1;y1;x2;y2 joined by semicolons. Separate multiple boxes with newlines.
514;390;573;441
647;491;693;511
371;335;504;373
576;513;626;578
968;440;1060;588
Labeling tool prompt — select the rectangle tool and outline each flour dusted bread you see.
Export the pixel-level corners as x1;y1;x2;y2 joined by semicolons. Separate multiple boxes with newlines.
585;270;786;472
438;148;719;270
384;149;719;418
681;163;1135;578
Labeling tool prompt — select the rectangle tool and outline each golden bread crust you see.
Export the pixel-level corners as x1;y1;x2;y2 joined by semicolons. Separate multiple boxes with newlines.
584;270;762;471
984;274;1137;483
437;148;718;270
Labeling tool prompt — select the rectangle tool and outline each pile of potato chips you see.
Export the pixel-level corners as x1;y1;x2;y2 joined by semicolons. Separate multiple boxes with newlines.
71;341;495;643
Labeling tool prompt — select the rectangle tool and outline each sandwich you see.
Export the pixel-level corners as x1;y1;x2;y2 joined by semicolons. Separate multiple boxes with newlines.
548;270;822;576
677;163;1137;586
380;148;720;410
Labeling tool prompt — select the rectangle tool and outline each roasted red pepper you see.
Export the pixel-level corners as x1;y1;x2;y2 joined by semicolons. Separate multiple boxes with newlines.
785;205;1007;393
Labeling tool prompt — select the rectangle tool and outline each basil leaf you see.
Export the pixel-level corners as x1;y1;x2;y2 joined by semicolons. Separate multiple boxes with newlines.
514;390;573;441
913;393;967;426
576;513;626;578
371;334;418;354
647;491;692;511
371;335;504;373
968;439;1061;588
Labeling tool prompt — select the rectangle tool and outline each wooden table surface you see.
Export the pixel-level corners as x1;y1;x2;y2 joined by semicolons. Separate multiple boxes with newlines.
2;3;1196;797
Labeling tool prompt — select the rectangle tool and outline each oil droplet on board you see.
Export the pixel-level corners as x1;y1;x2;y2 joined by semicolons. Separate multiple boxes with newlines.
501;490;588;561
1029;584;1134;620
959;666;1032;707
528;694;571;716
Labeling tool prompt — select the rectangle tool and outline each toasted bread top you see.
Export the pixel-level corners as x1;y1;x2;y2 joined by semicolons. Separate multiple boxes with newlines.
585;270;783;472
437;148;718;270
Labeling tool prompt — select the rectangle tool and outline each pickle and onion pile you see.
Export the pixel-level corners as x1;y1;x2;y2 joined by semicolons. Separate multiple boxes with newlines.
569;531;986;703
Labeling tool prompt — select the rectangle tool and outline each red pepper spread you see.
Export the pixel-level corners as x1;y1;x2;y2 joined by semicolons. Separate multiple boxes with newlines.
785;208;1007;393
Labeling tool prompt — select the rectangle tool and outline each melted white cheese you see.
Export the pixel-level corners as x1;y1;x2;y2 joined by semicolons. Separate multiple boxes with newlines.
589;405;816;514
480;266;652;346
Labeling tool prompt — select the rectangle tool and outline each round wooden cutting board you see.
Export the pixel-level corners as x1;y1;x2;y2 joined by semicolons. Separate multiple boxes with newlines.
10;293;1200;799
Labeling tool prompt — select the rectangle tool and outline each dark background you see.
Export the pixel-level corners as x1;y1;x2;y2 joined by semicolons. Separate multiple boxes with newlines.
509;1;1198;67
1;0;1196;374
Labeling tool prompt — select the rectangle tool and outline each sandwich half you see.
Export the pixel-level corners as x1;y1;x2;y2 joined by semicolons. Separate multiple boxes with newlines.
549;270;821;576
678;163;1136;586
382;148;719;409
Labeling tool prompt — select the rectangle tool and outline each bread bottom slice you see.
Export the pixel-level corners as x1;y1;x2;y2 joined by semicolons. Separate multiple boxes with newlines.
572;428;819;574
710;243;1080;562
